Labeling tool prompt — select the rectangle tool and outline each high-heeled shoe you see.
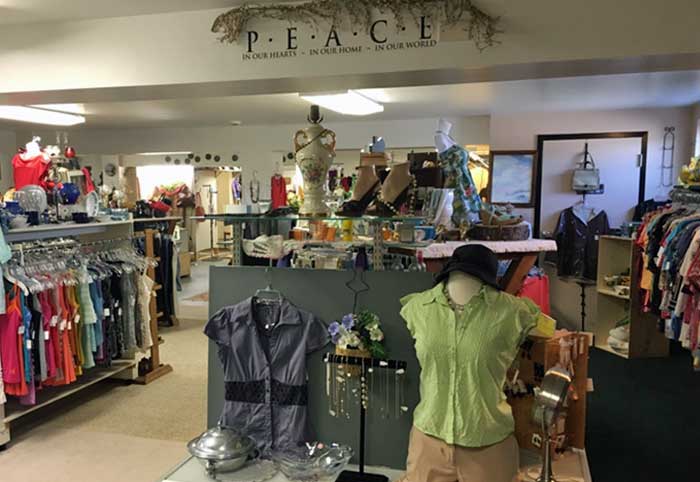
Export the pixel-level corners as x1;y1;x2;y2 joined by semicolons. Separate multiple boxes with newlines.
336;181;380;217
479;204;523;226
367;176;417;217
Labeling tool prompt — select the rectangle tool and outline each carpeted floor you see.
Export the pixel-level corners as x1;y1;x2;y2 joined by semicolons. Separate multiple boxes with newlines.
1;316;209;481
185;292;209;302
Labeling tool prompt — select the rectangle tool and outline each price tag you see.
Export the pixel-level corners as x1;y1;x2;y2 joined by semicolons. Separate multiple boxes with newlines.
118;308;123;316
74;315;81;324
104;308;111;317
26;340;32;350
51;315;58;327
59;321;67;331
44;331;50;341
68;322;73;331
18;325;25;335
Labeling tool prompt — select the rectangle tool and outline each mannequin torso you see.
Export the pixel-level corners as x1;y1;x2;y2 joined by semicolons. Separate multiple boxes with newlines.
446;271;483;306
435;118;457;154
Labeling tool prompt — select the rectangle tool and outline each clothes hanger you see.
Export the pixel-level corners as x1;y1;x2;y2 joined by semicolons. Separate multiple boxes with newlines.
254;266;283;305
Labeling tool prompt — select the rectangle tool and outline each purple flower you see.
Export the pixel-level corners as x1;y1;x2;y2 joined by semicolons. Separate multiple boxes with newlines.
328;322;341;337
341;314;355;330
331;333;341;345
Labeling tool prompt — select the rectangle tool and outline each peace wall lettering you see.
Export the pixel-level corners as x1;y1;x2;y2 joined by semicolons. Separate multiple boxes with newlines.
241;16;438;62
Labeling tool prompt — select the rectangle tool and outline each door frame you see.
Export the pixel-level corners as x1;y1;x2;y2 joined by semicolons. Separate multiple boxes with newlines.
534;131;649;237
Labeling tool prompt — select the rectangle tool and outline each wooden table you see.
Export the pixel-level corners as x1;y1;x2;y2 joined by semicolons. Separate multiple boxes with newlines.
391;239;557;294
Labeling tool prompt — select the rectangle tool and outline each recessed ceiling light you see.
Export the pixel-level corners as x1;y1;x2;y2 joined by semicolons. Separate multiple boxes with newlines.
299;90;384;116
229;120;243;126
0;106;86;126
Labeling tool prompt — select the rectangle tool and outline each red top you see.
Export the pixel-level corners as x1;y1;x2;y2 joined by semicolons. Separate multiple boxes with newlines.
12;153;51;190
518;274;551;316
271;175;287;210
0;290;22;385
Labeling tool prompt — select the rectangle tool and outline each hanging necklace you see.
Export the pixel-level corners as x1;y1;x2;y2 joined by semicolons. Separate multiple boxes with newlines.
443;284;466;315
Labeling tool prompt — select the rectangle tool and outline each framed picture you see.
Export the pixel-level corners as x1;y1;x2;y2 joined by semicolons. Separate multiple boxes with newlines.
487;150;538;207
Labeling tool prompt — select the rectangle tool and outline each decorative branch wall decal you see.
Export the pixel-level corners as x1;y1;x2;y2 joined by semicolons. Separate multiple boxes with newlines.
211;0;501;51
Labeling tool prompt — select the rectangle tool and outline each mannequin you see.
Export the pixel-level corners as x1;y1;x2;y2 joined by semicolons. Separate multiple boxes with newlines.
400;245;555;482
435;118;457;154
434;119;482;227
445;271;483;305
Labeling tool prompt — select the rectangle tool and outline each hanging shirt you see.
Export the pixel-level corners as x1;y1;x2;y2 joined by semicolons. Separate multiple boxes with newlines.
0;290;22;385
271;175;288;210
518;274;551;316
400;282;540;448
12;153;51;190
205;298;329;455
137;273;154;352
553;207;610;280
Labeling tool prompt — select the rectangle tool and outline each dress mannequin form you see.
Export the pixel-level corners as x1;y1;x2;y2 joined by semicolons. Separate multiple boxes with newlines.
435;118;457;154
446;271;482;305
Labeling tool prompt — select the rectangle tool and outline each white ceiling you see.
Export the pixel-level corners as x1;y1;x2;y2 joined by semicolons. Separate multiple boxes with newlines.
22;70;700;130
0;0;284;25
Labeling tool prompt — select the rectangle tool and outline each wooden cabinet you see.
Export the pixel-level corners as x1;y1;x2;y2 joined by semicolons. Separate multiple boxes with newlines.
508;333;590;453
595;236;668;358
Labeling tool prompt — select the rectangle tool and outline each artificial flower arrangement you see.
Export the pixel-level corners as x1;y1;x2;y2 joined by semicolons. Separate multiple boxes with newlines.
328;311;387;359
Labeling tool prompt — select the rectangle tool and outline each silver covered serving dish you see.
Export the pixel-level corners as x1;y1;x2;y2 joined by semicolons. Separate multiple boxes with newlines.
271;442;353;481
187;424;258;478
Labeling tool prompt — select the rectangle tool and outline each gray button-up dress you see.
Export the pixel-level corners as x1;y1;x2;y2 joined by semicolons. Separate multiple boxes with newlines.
205;297;329;455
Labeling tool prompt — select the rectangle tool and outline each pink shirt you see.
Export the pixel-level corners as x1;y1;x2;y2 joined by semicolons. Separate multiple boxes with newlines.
0;306;22;385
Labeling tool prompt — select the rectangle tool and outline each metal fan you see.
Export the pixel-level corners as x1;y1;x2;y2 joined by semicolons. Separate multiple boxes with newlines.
532;367;572;482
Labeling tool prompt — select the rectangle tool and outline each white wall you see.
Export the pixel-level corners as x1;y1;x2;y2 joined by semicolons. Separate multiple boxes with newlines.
693;103;700;157
0;1;699;97
0;130;17;193
491;107;694;216
490;106;694;331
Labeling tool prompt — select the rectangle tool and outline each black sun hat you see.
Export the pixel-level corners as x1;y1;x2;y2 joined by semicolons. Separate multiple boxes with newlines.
434;244;501;290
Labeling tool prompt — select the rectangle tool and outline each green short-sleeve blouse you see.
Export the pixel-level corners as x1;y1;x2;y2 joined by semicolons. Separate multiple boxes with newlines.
400;282;539;448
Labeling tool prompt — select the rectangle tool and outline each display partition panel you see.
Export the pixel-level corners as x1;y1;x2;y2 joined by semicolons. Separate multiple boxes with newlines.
207;266;433;469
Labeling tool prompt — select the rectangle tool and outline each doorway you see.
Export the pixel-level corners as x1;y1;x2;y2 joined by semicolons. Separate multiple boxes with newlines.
535;132;648;237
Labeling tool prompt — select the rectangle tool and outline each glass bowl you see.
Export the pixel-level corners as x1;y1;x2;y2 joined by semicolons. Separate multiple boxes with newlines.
271;443;353;481
17;184;48;213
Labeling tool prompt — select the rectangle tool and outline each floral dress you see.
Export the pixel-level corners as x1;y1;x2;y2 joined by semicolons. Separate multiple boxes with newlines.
439;144;483;226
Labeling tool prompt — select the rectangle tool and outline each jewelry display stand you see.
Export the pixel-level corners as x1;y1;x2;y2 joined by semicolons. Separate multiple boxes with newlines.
325;354;407;482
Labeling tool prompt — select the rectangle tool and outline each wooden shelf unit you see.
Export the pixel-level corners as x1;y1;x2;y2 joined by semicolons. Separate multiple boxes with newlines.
595;236;668;358
134;228;173;385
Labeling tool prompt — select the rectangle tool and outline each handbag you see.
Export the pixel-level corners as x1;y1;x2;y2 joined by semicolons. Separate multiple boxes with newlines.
572;157;601;193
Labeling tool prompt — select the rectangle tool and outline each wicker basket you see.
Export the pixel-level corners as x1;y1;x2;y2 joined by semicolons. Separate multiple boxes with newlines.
335;346;371;376
469;223;530;241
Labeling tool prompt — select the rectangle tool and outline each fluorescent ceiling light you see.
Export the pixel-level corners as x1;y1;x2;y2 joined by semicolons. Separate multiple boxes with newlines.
299;90;384;116
0;106;86;126
136;151;193;156
31;103;86;115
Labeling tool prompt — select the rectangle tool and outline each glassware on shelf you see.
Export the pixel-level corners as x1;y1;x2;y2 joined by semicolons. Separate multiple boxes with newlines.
271;442;353;481
16;185;48;213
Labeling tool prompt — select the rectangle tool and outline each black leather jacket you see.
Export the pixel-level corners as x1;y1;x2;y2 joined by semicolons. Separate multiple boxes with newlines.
554;207;610;280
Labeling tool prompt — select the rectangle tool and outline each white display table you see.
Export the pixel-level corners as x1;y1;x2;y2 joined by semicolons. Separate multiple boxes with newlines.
162;450;591;482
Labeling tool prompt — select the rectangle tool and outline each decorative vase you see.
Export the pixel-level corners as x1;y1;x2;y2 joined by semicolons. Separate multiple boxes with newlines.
294;105;336;216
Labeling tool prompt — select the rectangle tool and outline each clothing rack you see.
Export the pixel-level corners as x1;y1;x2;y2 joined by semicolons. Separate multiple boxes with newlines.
134;228;173;385
324;353;407;482
1;222;140;448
